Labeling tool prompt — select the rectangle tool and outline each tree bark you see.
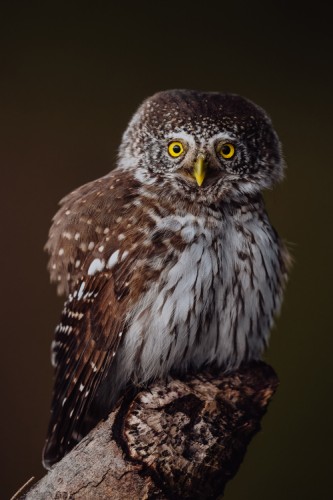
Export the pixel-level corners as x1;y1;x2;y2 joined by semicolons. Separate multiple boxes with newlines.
24;361;278;499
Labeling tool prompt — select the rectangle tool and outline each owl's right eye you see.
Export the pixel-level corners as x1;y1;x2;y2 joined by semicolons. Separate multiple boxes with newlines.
168;141;185;158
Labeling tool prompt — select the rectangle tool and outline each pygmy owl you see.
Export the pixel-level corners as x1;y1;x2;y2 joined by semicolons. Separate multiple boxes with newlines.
43;89;290;468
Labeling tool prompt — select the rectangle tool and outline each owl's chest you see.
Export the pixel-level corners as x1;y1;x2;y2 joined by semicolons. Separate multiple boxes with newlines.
153;215;224;309
144;211;273;326
155;214;254;308
123;209;280;380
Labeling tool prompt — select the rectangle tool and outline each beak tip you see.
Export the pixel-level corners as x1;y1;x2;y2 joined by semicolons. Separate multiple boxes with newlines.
193;156;207;187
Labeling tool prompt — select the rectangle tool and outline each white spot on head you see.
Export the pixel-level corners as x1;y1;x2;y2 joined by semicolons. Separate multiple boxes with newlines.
80;242;87;252
58;248;64;256
75;260;81;268
118;233;125;241
104;228;110;234
88;241;95;250
88;258;105;276
98;245;104;252
65;210;71;215
87;218;92;225
79;383;85;392
74;232;80;240
62;231;72;240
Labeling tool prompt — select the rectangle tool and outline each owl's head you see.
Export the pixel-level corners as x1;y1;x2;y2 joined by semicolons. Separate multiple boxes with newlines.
118;89;285;204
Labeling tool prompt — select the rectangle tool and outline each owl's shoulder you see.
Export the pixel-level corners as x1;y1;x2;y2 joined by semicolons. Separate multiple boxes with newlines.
45;168;143;295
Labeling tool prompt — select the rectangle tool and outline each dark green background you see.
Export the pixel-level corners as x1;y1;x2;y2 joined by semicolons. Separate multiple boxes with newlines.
1;2;332;499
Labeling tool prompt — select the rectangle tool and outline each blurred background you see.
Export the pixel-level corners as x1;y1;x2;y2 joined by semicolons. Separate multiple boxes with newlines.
1;2;332;499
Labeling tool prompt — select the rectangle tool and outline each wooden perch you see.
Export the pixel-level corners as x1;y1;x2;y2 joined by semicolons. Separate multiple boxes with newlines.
24;361;278;499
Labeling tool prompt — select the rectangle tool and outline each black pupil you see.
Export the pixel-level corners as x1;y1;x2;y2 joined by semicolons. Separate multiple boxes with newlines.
222;145;231;155
173;144;181;154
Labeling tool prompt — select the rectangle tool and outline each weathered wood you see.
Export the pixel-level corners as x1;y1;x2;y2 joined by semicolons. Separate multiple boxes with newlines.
24;361;278;499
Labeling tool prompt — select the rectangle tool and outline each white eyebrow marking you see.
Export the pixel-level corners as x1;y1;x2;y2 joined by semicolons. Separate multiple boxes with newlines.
165;130;196;146
208;132;236;145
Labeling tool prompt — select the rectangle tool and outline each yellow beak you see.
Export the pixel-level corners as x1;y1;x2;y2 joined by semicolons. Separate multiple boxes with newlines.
193;155;207;187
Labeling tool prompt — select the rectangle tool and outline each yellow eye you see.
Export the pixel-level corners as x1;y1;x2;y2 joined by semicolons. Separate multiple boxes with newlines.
219;143;235;159
168;141;184;158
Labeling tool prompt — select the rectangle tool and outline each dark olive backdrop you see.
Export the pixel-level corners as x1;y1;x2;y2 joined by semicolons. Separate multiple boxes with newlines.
1;3;332;499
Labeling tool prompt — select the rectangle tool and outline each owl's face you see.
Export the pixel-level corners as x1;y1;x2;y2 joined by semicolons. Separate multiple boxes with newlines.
119;90;284;204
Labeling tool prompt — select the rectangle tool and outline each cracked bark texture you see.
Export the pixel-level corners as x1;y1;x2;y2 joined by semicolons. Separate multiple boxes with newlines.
24;361;278;499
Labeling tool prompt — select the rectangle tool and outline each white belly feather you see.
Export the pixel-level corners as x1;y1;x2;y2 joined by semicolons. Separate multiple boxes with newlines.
115;210;282;386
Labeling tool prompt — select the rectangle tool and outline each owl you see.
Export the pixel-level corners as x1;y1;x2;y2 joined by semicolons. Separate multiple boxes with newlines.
42;89;290;469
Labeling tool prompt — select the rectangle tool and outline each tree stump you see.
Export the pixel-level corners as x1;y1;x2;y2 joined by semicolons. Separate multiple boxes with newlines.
23;361;278;499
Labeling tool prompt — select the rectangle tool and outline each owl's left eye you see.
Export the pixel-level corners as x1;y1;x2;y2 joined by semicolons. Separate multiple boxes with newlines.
219;143;235;159
168;141;184;158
